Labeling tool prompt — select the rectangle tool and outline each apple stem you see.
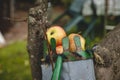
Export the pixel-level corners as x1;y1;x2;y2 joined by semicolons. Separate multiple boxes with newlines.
42;24;54;71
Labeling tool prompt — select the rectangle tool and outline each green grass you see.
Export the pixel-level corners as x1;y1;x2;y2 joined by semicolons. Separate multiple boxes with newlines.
0;41;32;80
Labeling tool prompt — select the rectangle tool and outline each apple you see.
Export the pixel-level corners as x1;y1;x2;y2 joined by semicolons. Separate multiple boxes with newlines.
46;26;66;46
56;45;63;54
68;33;85;52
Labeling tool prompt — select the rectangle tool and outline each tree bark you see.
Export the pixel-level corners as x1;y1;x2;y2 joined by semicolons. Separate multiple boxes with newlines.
94;23;120;80
27;0;48;80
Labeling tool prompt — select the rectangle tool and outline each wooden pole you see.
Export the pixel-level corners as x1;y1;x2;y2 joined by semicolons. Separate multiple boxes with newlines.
104;0;108;34
27;0;48;80
10;0;15;23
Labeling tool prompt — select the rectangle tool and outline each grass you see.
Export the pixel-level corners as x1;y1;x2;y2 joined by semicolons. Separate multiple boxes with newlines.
0;41;32;80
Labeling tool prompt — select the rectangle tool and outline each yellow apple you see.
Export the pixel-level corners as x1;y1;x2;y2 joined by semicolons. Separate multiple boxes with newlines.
68;33;85;52
46;26;66;46
56;45;63;54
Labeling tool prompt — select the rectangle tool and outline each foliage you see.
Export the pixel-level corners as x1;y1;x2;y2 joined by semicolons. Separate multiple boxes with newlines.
0;41;32;80
51;0;72;8
61;0;72;8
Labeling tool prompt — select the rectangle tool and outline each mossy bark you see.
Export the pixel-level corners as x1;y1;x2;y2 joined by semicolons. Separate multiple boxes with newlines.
94;24;120;80
27;0;48;80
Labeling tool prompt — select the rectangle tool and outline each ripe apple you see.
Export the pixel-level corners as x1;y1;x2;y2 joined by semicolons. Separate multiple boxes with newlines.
56;45;63;54
68;33;85;52
46;26;66;46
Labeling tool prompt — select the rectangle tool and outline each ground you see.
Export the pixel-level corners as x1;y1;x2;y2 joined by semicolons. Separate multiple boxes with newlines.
0;9;32;80
4;10;28;44
3;6;64;44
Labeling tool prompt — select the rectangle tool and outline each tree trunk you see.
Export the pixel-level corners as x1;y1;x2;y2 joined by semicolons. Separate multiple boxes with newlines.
27;0;48;80
94;23;120;80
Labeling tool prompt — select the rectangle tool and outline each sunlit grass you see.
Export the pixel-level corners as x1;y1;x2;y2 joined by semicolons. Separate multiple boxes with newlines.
0;41;32;80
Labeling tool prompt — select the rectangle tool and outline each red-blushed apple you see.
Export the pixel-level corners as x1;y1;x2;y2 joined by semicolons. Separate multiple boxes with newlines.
68;33;85;52
56;45;63;54
46;26;66;46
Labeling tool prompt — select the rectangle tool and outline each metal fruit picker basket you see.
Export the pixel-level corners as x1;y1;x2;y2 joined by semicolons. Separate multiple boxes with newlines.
41;36;96;80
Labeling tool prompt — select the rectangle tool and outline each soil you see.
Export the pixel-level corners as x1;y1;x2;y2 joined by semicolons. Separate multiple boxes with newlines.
3;10;28;44
2;6;65;44
94;23;120;80
3;6;64;44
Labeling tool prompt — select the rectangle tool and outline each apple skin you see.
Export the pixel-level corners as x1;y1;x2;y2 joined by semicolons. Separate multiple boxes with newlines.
46;26;66;46
68;33;85;52
56;45;63;54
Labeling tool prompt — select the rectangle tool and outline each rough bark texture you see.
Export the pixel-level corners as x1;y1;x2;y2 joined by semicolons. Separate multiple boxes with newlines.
27;0;48;80
94;23;120;80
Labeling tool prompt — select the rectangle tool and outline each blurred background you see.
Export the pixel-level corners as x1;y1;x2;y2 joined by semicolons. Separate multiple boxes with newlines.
0;0;120;80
